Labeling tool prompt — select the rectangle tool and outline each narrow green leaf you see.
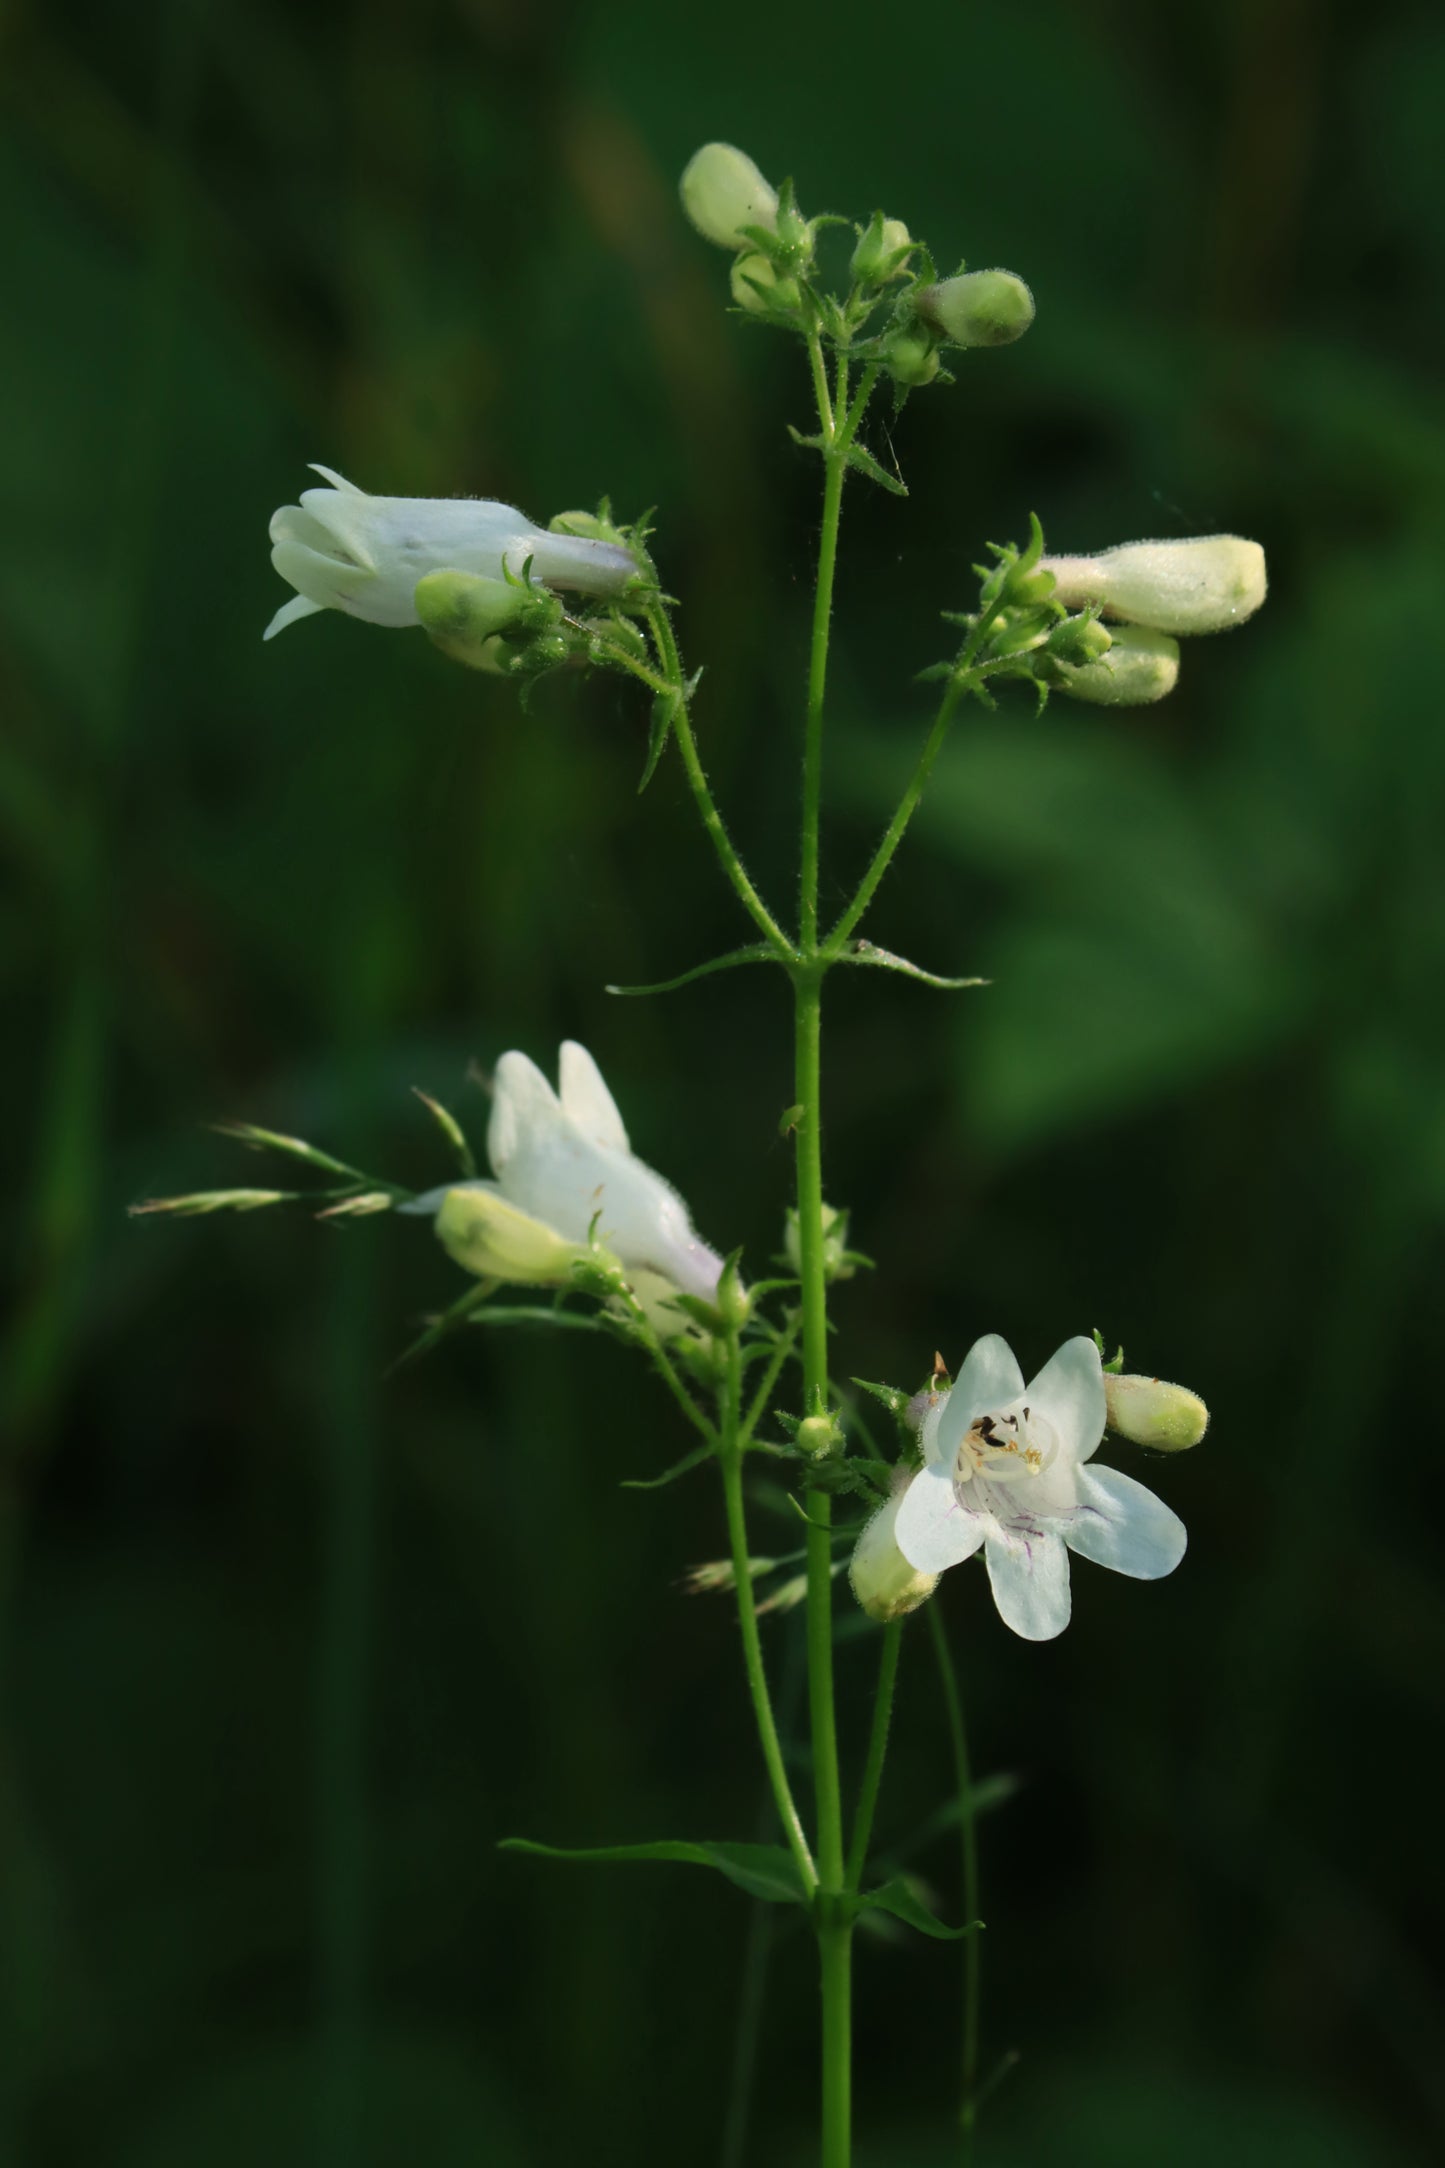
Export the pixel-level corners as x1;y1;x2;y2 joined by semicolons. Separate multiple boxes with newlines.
388;1279;499;1374
464;1305;608;1334
846;441;908;497
412;1089;477;1179
854;1876;980;1940
835;940;987;992
129;1187;297;1218
785;423;826;453
851;1377;910;1418
619;1442;714;1491
606;944;782;998
638;689;679;793
500;1837;807;1906
210;1120;359;1179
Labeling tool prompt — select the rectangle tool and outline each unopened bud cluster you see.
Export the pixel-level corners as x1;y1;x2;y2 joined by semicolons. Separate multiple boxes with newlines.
934;519;1268;712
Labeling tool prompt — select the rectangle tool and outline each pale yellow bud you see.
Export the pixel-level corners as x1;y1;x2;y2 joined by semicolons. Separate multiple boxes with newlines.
1104;1371;1209;1452
680;143;778;250
917;270;1034;348
1046;622;1180;705
849;1475;939;1623
435;1187;589;1285
1040;536;1267;635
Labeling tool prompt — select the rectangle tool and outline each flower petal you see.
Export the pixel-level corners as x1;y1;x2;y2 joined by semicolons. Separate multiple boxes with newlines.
984;1530;1071;1640
1024;1336;1106;1465
558;1041;630;1152
488;1051;562;1175
262;593;324;641
893;1465;987;1573
934;1335;1026;1464
307;463;367;495
1064;1464;1186;1580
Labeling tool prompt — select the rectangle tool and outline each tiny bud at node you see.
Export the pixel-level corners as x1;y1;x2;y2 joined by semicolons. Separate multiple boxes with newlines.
1104;1372;1209;1452
1044;622;1180;705
850;1475;940;1622
883;328;940;387
918;270;1034;348
1046;614;1113;665
680;142;779;250
850;213;912;286
1039;536;1267;635
797;1413;842;1459
783;1202;855;1283
730;251;801;315
716;1256;752;1332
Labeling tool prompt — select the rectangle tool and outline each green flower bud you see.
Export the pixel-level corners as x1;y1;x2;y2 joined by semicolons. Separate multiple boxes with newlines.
1045;614;1113;666
680;142;778;250
730;251;802;315
435;1186;590;1285
1039;536;1268;635
882;327;940;388
716;1254;752;1332
783;1202;856;1283
849;1476;940;1623
1044;622;1180;705
1104;1372;1209;1452
797;1412;843;1459
917;270;1035;348
850;213;912;286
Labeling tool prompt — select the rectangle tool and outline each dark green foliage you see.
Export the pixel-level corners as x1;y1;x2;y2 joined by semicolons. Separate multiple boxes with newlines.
1;3;1443;2165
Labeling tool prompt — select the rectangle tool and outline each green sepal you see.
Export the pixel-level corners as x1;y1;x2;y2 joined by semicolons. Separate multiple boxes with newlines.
640;690;679;792
619;1443;714;1491
852;1377;910;1419
834;940;987;992
606;943;782;998
845;441;908;496
852;1876;980;1940
500;1837;808;1906
411;1088;476;1179
1093;1328;1126;1374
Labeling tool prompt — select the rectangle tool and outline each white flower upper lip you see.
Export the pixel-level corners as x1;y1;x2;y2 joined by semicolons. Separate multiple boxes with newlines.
897;1333;1186;1641
264;466;639;640
407;1041;724;1305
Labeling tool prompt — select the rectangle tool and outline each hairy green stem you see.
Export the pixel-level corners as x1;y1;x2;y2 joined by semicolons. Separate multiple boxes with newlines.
795;339;859;2168
845;1619;903;1890
739;1313;802;1448
720;1339;816;1894
929;1602;980;2160
645;606;791;954
826;678;965;952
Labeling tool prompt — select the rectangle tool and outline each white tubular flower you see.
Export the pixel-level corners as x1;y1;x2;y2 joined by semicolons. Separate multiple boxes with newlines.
1039;536;1267;635
265;466;638;640
408;1042;724;1306
893;1334;1186;1641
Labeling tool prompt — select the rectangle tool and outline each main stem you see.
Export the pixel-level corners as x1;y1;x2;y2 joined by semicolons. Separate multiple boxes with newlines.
797;340;855;2168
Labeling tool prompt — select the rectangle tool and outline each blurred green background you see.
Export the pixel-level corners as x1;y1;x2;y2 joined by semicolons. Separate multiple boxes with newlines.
3;0;1443;2162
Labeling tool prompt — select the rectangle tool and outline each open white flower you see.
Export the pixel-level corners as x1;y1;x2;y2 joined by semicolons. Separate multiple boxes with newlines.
893;1334;1185;1640
265;467;638;640
410;1042;724;1306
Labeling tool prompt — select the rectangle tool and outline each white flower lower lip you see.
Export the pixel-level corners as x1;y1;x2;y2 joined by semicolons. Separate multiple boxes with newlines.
895;1334;1186;1640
